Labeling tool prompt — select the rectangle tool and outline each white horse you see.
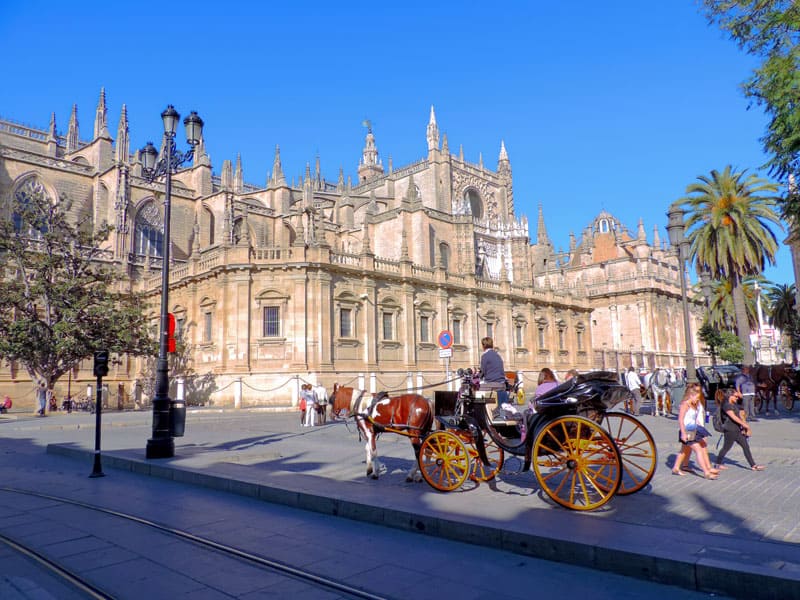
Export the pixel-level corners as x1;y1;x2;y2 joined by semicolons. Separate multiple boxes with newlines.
650;368;673;417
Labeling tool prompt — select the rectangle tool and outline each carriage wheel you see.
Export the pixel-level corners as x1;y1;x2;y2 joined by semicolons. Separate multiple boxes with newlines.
601;413;657;495
461;431;504;482
419;431;470;492
778;381;794;411
532;416;621;511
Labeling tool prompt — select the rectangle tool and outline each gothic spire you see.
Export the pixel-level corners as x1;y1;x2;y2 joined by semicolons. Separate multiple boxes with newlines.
499;140;509;162
270;145;285;186
458;144;464;162
337;167;344;192
221;159;233;190
426;105;440;152
234;154;243;193
116;104;129;164
536;204;550;245
48;112;57;141
637;218;646;241
93;87;109;139
315;154;322;190
652;224;661;248
478;152;483;169
66;104;79;153
442;133;449;155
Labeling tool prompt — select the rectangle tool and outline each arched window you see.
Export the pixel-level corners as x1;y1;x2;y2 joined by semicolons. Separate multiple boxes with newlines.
134;201;164;258
599;219;609;233
12;177;50;239
464;188;483;219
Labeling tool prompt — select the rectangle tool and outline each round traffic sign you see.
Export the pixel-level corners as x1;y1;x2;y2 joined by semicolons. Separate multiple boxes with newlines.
437;330;453;350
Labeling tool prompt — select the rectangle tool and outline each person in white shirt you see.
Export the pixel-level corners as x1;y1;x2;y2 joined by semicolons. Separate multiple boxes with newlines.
625;367;643;417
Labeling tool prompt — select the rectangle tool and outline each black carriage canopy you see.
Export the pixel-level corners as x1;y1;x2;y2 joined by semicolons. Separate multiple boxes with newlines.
534;371;628;410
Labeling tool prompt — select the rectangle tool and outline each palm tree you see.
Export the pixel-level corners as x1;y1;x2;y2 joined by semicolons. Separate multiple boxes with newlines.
680;166;781;365
765;282;797;332
704;277;760;332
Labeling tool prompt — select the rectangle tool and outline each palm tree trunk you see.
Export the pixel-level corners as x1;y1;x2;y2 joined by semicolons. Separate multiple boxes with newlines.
731;274;754;364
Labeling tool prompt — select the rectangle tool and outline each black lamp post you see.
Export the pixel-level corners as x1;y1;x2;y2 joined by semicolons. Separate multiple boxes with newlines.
666;205;697;384
142;105;203;459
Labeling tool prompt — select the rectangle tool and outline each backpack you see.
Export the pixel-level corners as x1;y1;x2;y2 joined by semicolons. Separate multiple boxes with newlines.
712;408;725;433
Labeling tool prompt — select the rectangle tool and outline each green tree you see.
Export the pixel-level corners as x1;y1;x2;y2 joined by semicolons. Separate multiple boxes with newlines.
701;2;800;193
698;322;724;365
718;331;745;364
680;166;781;365
0;187;156;395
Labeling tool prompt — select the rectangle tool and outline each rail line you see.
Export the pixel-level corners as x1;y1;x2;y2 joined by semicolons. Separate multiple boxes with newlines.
0;486;390;600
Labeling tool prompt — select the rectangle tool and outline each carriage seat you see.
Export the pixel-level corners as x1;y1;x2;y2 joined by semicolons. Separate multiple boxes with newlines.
473;382;505;404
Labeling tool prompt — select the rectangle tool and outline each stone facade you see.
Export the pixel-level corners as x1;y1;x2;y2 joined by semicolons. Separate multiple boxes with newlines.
0;91;704;410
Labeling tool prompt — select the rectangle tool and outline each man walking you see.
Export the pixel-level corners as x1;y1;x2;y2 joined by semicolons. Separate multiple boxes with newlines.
625;366;643;416
734;366;758;421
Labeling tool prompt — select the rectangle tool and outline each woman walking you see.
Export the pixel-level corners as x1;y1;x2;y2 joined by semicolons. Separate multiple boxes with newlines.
714;388;765;471
672;382;718;479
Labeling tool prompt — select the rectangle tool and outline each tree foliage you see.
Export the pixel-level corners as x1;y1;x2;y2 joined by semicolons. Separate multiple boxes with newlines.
718;331;745;363
765;281;797;330
702;1;800;218
0;187;156;391
698;322;724;364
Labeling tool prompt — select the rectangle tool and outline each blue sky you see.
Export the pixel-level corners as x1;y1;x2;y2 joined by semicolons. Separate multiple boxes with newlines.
1;1;792;284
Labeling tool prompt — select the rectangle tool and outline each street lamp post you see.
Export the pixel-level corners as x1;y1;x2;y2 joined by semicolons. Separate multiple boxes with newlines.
142;105;203;459
666;205;697;384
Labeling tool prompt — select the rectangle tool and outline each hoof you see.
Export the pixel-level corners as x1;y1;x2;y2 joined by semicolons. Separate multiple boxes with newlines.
370;472;379;480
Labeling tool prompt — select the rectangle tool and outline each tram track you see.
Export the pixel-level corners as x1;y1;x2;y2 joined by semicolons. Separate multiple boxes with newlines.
0;486;391;600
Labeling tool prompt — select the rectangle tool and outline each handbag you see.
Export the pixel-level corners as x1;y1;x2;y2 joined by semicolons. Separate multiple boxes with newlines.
684;429;696;442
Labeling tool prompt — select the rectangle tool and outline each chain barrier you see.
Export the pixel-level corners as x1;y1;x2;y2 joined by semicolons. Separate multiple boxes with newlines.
372;374;462;396
241;377;297;394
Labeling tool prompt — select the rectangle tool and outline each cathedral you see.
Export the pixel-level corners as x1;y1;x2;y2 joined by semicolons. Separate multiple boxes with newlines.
0;90;706;409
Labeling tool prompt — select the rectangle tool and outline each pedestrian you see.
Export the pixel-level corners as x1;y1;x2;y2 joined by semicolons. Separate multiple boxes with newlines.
714;387;765;471
734;366;758;421
35;380;47;416
1;394;11;414
672;382;718;479
565;368;579;380
302;384;317;427
299;385;308;426
624;366;643;416
313;382;328;425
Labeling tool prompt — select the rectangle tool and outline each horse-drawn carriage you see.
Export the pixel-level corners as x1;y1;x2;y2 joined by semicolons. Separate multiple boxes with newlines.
343;369;657;511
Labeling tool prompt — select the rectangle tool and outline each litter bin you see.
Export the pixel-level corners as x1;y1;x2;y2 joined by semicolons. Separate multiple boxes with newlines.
170;399;186;437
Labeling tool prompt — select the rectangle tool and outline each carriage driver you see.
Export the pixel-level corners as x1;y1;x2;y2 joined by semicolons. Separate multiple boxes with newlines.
479;337;509;410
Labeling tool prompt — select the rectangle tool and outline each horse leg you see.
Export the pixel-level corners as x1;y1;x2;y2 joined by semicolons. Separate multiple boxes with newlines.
406;439;422;483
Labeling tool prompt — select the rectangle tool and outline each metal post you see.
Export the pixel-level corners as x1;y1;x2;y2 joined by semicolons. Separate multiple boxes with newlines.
89;375;104;477
678;243;697;384
146;134;175;459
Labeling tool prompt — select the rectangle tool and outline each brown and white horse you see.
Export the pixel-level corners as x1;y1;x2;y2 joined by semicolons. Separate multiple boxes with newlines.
330;383;356;419
350;390;433;481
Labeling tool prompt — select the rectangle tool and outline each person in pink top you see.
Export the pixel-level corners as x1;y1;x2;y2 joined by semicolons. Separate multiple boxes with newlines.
534;368;558;397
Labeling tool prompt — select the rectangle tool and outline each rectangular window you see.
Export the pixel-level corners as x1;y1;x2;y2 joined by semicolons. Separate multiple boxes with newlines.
420;316;429;343
203;312;212;343
452;319;461;344
263;306;280;337
176;318;185;341
538;327;545;349
559;329;566;351
577;330;584;351
382;312;393;340
340;308;352;338
486;323;493;339
515;325;523;347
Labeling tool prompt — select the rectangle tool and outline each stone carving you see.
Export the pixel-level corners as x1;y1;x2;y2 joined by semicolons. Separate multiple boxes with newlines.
452;169;496;218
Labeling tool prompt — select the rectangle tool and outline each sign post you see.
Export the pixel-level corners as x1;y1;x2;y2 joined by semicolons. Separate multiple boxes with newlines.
438;330;454;390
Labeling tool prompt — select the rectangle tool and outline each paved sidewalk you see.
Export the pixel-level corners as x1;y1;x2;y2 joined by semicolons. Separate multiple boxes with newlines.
2;406;799;598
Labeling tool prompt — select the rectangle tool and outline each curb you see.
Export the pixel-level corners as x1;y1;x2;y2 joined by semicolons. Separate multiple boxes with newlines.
46;444;800;600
